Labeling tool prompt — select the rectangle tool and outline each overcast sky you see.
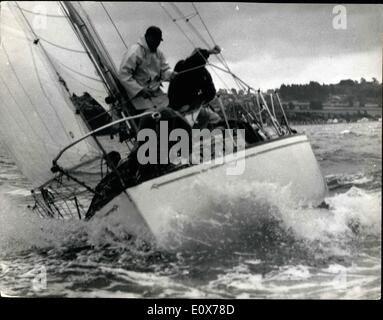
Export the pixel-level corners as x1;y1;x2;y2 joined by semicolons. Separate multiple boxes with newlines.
15;2;383;91
81;2;382;90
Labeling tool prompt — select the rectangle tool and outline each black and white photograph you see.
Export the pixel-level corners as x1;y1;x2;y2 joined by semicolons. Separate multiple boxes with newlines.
0;1;381;304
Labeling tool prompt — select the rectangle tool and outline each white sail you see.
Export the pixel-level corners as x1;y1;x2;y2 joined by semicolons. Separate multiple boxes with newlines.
0;1;109;188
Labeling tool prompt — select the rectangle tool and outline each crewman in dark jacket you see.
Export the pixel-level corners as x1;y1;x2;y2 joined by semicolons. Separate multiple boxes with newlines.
168;46;222;127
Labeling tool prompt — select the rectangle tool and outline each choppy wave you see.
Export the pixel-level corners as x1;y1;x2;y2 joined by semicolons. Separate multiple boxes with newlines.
158;179;380;253
2;178;380;253
0;176;380;298
0;122;381;298
326;172;381;192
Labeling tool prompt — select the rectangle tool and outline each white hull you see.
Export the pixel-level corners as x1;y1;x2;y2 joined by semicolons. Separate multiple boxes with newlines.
96;134;327;246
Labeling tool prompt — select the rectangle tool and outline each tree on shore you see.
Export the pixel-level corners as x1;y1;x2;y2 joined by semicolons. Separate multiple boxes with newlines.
279;78;381;107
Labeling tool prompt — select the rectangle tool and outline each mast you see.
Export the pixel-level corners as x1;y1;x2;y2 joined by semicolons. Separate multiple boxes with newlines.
60;1;138;132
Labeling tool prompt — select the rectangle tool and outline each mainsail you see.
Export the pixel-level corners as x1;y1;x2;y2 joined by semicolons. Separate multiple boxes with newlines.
0;1;111;188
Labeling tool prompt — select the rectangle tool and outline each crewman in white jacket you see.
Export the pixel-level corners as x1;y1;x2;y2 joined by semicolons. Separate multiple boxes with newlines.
119;26;176;111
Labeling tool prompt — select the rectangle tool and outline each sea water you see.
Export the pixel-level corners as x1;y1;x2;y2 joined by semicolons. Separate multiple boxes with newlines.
0;122;381;299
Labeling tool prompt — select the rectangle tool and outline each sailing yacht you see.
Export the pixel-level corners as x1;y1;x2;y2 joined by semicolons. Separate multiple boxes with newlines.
0;2;327;247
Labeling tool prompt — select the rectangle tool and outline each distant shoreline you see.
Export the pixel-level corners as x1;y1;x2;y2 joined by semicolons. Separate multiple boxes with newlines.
290;119;382;126
285;108;381;125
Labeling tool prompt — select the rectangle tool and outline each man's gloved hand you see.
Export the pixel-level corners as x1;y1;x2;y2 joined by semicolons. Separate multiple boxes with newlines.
209;45;222;55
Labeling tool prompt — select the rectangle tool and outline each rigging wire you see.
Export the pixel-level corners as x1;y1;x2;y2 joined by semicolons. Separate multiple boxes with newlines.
159;3;199;51
192;2;247;93
170;2;251;93
0;90;41;164
48;54;104;83
3;2;113;196
55;65;107;94
160;2;234;112
161;3;245;94
29;39;72;141
100;2;128;50
58;2;140;163
208;61;283;132
159;3;240;122
159;2;235;134
173;12;198;22
170;3;210;47
159;3;231;91
170;1;236;76
160;3;284;136
191;3;215;51
59;2;137;152
191;3;233;76
57;2;112;97
15;2;67;79
16;5;66;18
173;64;206;75
36;34;87;54
0;70;52;157
15;1;100;97
14;1;103;157
77;2;123;91
57;3;140;193
191;33;246;124
173;2;236;84
1;42;58;145
58;2;119;101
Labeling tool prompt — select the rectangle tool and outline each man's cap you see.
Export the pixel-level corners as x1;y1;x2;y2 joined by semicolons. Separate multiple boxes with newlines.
145;26;163;41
